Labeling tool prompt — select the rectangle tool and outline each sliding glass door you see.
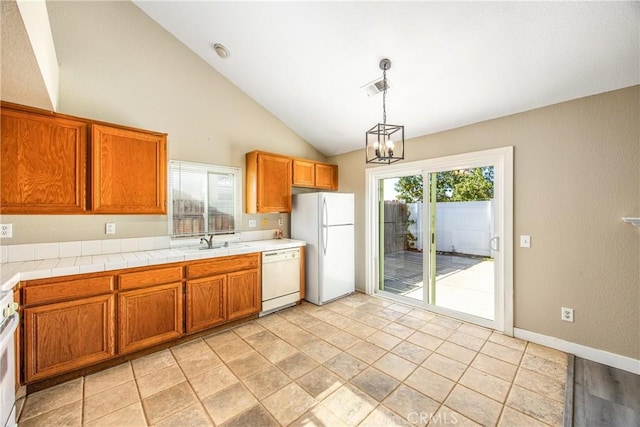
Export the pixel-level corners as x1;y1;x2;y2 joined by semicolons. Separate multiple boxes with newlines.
378;175;425;303
367;148;513;331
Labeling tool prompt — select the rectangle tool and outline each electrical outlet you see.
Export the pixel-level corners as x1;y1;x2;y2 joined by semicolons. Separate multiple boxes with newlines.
262;218;269;226
278;218;284;226
0;224;13;238
248;219;257;228
105;223;116;235
561;307;574;322
520;235;531;248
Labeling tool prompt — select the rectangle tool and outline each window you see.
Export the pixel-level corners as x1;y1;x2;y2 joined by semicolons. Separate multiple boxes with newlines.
168;160;241;237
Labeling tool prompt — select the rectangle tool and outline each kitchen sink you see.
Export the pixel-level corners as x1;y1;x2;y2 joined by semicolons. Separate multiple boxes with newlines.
178;242;248;253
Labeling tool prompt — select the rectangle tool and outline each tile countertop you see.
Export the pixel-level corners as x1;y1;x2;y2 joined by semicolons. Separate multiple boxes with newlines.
0;238;305;292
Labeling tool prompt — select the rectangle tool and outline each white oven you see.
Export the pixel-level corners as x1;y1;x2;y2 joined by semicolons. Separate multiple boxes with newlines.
0;291;19;427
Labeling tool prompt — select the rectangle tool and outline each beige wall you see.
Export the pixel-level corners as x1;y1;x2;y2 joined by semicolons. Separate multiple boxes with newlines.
0;1;324;244
330;86;640;359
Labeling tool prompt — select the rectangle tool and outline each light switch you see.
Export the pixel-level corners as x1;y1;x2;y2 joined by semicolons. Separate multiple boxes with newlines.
520;235;531;248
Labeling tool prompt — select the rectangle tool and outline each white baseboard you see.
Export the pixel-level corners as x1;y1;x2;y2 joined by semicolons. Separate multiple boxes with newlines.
514;328;640;375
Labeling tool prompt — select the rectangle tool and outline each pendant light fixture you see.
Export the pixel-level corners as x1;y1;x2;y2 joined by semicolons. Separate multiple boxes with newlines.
366;58;404;164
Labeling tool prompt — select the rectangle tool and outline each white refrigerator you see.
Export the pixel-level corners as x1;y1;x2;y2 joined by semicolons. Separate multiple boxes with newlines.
291;192;355;305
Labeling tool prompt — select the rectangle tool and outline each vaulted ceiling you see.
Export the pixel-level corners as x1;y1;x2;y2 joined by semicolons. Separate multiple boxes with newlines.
133;1;639;156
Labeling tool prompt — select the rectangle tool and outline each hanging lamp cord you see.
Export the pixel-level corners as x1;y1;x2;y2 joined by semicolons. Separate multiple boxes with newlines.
382;68;387;125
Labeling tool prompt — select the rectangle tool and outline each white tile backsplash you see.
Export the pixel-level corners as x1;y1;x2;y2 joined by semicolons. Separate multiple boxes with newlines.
138;237;155;251
240;231;261;242
154;236;171;250
34;243;59;260
101;239;122;254
59;241;82;258
120;238;140;253
7;244;35;263
81;240;102;256
261;230;277;240
37;259;59;269
0;232;279;269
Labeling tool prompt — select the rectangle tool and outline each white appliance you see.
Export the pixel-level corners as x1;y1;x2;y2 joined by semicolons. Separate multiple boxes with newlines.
0;291;19;427
292;192;355;305
260;247;301;316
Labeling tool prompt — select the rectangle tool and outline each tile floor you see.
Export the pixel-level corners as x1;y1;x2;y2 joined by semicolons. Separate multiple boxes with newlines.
17;293;568;426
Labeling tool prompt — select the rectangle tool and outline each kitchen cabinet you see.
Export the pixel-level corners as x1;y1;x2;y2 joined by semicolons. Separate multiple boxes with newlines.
292;158;338;191
0;107;87;214
22;275;115;383
118;267;183;354
92;124;167;214
246;151;291;213
314;162;339;190
186;253;260;332
185;275;226;333
1;102;168;215
292;159;315;187
17;251;270;384
227;269;261;320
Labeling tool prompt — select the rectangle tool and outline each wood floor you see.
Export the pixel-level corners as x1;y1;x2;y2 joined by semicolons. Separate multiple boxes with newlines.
567;356;640;426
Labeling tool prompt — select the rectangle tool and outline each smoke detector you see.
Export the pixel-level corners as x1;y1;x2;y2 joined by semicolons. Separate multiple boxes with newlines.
213;43;230;59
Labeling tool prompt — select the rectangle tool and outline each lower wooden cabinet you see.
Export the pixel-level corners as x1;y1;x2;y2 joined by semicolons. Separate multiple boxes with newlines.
118;282;184;354
186;254;261;331
19;251;271;384
228;270;260;320
186;275;226;333
24;294;115;382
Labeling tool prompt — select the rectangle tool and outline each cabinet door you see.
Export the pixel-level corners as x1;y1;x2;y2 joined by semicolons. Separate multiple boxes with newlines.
246;151;291;213
186;275;226;333
315;163;338;190
227;269;260;320
24;294;115;382
118;283;183;354
0;109;87;213
92;124;167;214
292;159;315;187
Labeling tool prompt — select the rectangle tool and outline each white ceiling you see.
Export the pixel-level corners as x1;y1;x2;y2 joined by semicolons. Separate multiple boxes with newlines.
134;1;638;157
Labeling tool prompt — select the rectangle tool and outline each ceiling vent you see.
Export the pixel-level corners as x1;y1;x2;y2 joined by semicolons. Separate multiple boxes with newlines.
361;77;391;97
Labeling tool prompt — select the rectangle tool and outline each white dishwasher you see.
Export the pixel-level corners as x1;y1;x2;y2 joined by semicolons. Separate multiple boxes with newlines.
260;248;301;316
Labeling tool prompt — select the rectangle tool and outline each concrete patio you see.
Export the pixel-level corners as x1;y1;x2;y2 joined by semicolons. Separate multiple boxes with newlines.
382;250;494;320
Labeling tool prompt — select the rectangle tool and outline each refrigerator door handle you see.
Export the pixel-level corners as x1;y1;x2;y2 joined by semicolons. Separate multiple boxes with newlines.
322;198;329;256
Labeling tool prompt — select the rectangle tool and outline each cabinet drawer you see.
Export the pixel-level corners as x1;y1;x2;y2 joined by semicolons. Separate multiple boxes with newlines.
24;276;114;306
119;266;183;290
186;254;260;279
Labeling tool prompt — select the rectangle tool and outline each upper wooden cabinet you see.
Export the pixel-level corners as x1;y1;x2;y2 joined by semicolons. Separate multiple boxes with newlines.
0;102;167;215
292;158;338;191
0;108;87;213
292;159;315;187
246;151;292;213
314;162;338;190
92;125;167;214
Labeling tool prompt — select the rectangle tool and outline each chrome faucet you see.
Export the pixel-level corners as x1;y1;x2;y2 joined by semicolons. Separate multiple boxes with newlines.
200;235;214;249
